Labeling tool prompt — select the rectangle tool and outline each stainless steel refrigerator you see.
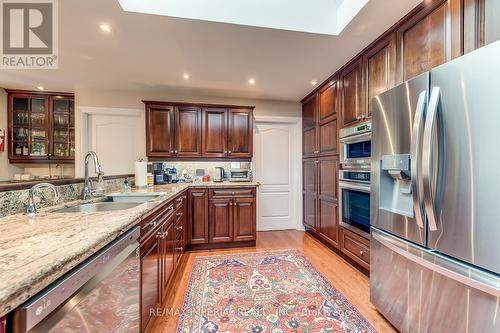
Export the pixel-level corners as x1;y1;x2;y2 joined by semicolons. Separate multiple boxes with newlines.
371;40;500;333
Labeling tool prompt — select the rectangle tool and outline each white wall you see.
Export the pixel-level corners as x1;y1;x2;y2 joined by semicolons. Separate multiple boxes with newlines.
74;88;301;177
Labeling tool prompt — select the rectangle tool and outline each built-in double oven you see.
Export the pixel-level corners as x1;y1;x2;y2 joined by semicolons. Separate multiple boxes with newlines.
339;122;371;239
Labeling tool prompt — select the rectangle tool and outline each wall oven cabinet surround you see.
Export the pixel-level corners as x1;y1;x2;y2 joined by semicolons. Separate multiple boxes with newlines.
144;101;254;160
187;187;257;250
7;90;75;164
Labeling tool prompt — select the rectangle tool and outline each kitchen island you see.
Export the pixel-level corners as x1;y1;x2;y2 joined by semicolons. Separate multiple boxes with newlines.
0;181;258;328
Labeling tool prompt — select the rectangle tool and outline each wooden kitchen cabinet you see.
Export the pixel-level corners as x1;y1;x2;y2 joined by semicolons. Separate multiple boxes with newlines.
233;197;256;242
145;101;254;160
318;80;338;123
340;58;363;128
175;106;202;157
318;156;339;247
227;109;253;158
160;220;175;304
146;104;175;158
209;198;233;243
340;227;370;270
187;189;209;244
396;0;462;82
363;33;396;118
302;95;318;158
140;227;161;333
202;108;228;157
303;159;318;230
188;187;257;249
7;90;75;164
0;316;6;333
139;192;186;332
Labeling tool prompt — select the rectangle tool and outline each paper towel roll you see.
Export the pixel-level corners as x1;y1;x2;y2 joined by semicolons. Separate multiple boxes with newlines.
135;161;148;187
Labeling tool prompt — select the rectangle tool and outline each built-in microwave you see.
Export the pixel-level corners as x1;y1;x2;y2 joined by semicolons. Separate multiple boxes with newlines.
339;122;371;167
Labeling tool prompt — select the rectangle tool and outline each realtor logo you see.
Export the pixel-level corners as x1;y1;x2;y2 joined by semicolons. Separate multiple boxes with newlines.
0;0;58;68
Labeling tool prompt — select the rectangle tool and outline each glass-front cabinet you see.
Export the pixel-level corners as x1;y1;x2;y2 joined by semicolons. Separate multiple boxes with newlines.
8;90;75;163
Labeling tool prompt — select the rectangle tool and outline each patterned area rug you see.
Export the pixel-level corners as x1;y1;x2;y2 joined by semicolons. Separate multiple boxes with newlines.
176;250;377;333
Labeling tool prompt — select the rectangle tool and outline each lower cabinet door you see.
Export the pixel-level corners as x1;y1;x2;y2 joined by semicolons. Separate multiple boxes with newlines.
319;199;339;248
303;192;317;230
233;197;256;241
209;199;233;243
188;189;209;244
161;221;175;303
140;231;161;332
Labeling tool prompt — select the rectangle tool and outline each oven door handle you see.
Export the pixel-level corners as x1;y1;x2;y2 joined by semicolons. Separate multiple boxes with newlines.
339;132;372;144
339;181;371;193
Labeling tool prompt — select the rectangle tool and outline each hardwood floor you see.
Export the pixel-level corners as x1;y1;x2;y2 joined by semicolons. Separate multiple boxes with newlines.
150;230;397;333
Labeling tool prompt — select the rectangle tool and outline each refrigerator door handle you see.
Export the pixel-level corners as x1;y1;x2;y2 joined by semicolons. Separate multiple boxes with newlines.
373;231;500;298
422;87;441;231
410;91;427;229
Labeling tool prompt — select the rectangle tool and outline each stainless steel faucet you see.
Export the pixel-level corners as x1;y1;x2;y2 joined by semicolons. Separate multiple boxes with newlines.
82;151;105;200
26;183;59;215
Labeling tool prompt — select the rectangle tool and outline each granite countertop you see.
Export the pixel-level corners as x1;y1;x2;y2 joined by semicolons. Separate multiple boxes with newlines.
0;181;258;317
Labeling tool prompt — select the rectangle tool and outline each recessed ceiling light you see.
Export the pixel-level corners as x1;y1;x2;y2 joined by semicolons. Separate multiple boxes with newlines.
249;78;256;85
99;24;112;33
36;86;45;91
311;80;317;85
183;73;190;79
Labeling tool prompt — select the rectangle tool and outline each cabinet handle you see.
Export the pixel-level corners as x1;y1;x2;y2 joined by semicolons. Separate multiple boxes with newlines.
176;212;183;217
170;150;174;153
175;247;183;251
156;231;165;239
314;160;319;164
176;226;183;231
228;151;232;154
359;250;365;256
146;220;157;228
314;150;319;154
224;150;228;154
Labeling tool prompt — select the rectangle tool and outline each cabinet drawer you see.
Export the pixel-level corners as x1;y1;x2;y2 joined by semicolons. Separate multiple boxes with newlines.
140;202;174;240
174;192;186;210
340;227;370;270
209;188;255;198
174;212;184;239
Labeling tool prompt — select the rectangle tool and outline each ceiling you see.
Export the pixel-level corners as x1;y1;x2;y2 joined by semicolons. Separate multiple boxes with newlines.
0;0;421;101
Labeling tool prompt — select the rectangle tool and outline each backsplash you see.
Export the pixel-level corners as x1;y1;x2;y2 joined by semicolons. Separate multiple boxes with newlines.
159;161;252;179
0;177;134;218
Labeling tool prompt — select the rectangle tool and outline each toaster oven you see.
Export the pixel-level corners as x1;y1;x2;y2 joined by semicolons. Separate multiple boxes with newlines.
229;168;252;182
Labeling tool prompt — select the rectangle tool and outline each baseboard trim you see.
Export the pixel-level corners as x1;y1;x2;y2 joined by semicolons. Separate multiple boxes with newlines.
186;240;256;251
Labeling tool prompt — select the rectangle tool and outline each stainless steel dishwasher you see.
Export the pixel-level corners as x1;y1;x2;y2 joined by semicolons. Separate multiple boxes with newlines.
13;227;140;333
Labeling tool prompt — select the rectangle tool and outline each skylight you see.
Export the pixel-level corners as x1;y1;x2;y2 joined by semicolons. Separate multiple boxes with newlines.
117;0;369;35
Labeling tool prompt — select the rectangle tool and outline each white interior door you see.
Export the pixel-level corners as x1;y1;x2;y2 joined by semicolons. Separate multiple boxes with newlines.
254;119;301;231
87;112;144;176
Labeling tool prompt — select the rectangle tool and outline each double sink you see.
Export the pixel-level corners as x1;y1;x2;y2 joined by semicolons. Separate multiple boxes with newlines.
54;193;162;213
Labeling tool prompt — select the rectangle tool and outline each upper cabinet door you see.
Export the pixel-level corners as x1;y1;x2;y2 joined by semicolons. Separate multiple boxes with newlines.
340;58;363;128
302;95;318;157
227;109;253;158
175;106;202;157
146;105;175;157
302;94;317;130
202;108;228;158
318;79;338;123
396;0;461;82
464;0;500;53
363;33;396;118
